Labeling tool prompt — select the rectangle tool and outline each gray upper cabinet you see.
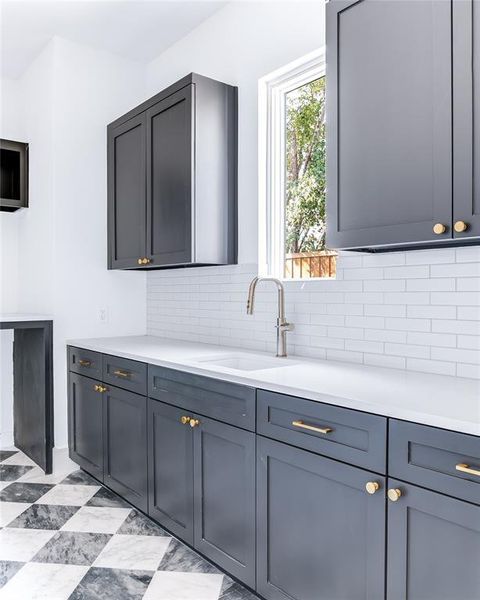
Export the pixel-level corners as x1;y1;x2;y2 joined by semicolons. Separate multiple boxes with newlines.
257;436;386;600
453;0;480;239
326;0;480;251
387;479;480;600
107;73;237;270
108;114;146;269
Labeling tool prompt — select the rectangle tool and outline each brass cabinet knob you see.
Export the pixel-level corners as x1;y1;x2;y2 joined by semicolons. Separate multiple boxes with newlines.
137;258;143;265
433;223;446;235
454;220;468;233
142;258;152;265
365;481;380;495
189;419;200;428
180;416;191;425
94;384;101;392
388;488;402;502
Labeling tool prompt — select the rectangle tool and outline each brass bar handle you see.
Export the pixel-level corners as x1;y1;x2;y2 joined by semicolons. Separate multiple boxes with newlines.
113;369;131;379
292;420;333;435
79;359;91;367
456;463;480;477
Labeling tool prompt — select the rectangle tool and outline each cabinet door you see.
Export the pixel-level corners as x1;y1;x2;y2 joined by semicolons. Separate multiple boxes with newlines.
146;86;193;266
103;385;147;512
108;113;146;268
387;479;480;599
68;373;103;481
453;0;480;238
326;0;452;249
148;400;194;543
193;417;255;588
257;437;385;600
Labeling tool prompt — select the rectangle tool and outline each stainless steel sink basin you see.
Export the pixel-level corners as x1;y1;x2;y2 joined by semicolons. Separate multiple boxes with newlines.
196;354;294;372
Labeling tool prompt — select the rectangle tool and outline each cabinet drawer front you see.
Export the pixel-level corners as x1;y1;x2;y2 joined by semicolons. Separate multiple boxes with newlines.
68;346;103;379
103;354;147;396
389;420;480;505
257;390;387;472
148;366;255;431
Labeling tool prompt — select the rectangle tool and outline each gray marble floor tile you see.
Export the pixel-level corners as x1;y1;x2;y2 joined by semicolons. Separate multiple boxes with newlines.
7;504;80;530
0;465;34;482
0;451;18;463
0;560;24;587
31;531;112;566
86;486;131;508
69;567;153;600
220;577;260;600
60;470;99;486
157;538;220;574
0;483;54;503
117;509;169;537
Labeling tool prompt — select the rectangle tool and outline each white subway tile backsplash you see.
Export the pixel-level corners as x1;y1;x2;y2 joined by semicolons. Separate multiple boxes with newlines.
147;249;480;379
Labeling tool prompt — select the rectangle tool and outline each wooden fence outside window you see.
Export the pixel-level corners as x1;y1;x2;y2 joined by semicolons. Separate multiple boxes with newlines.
284;251;337;279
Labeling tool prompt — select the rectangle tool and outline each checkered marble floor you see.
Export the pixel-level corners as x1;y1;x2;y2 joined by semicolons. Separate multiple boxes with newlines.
0;449;259;600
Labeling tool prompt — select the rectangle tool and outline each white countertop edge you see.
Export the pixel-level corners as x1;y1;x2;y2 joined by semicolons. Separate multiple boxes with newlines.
67;335;480;437
1;313;53;323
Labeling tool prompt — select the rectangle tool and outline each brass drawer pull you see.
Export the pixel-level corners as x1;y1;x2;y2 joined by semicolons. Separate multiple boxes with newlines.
292;420;333;435
456;463;480;477
79;359;91;367
113;369;131;379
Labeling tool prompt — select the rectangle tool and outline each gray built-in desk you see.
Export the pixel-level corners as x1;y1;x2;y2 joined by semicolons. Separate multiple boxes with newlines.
1;314;53;473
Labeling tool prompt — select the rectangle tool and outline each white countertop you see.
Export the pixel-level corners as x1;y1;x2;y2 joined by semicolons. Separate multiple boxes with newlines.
67;335;480;436
1;313;52;323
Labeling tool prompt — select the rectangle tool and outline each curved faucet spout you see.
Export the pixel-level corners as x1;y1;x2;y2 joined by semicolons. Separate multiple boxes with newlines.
246;276;293;357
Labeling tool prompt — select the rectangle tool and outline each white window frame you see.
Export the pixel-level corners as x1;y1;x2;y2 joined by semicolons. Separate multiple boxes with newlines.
258;48;326;279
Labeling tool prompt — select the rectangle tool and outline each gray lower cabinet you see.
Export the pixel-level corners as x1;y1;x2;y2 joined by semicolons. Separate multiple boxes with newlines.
68;373;104;481
148;399;194;544
103;385;148;512
256;436;386;600
193;416;256;588
387;479;480;600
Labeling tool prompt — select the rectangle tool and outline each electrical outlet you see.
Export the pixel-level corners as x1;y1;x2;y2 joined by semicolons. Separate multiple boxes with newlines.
99;308;108;323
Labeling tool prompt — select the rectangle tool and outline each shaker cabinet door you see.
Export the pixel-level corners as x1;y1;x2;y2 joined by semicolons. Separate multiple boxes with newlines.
148;400;194;543
108;113;147;268
68;373;104;481
326;0;452;249
103;385;148;512
146;86;193;267
193;417;256;588
387;479;480;600
453;0;480;238
256;437;386;600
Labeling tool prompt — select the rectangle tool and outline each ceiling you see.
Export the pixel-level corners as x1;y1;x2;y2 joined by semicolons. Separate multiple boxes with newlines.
0;0;226;79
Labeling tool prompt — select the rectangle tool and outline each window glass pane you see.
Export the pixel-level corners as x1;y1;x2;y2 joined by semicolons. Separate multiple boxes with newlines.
284;76;336;279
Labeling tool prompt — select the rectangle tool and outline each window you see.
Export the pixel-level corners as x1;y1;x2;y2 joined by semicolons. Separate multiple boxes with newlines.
259;49;336;279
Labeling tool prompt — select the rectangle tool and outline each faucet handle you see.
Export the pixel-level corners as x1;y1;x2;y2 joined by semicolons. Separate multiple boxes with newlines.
277;321;294;332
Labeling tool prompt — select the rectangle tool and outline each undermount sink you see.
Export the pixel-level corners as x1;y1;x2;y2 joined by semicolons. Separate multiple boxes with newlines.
196;354;293;372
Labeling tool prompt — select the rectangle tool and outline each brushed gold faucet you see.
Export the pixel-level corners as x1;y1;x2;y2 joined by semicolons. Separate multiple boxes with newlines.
246;277;293;357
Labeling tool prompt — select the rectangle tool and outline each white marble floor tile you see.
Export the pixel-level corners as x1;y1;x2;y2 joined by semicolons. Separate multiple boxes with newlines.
0;481;12;491
143;571;224;600
61;506;131;534
15;466;75;485
0;528;56;561
94;534;171;571
0;561;89;600
35;484;100;506
0;501;31;526
1;451;37;467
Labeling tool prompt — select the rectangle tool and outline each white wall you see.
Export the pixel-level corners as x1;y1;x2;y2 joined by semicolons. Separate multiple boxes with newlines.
145;1;480;379
1;38;149;447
